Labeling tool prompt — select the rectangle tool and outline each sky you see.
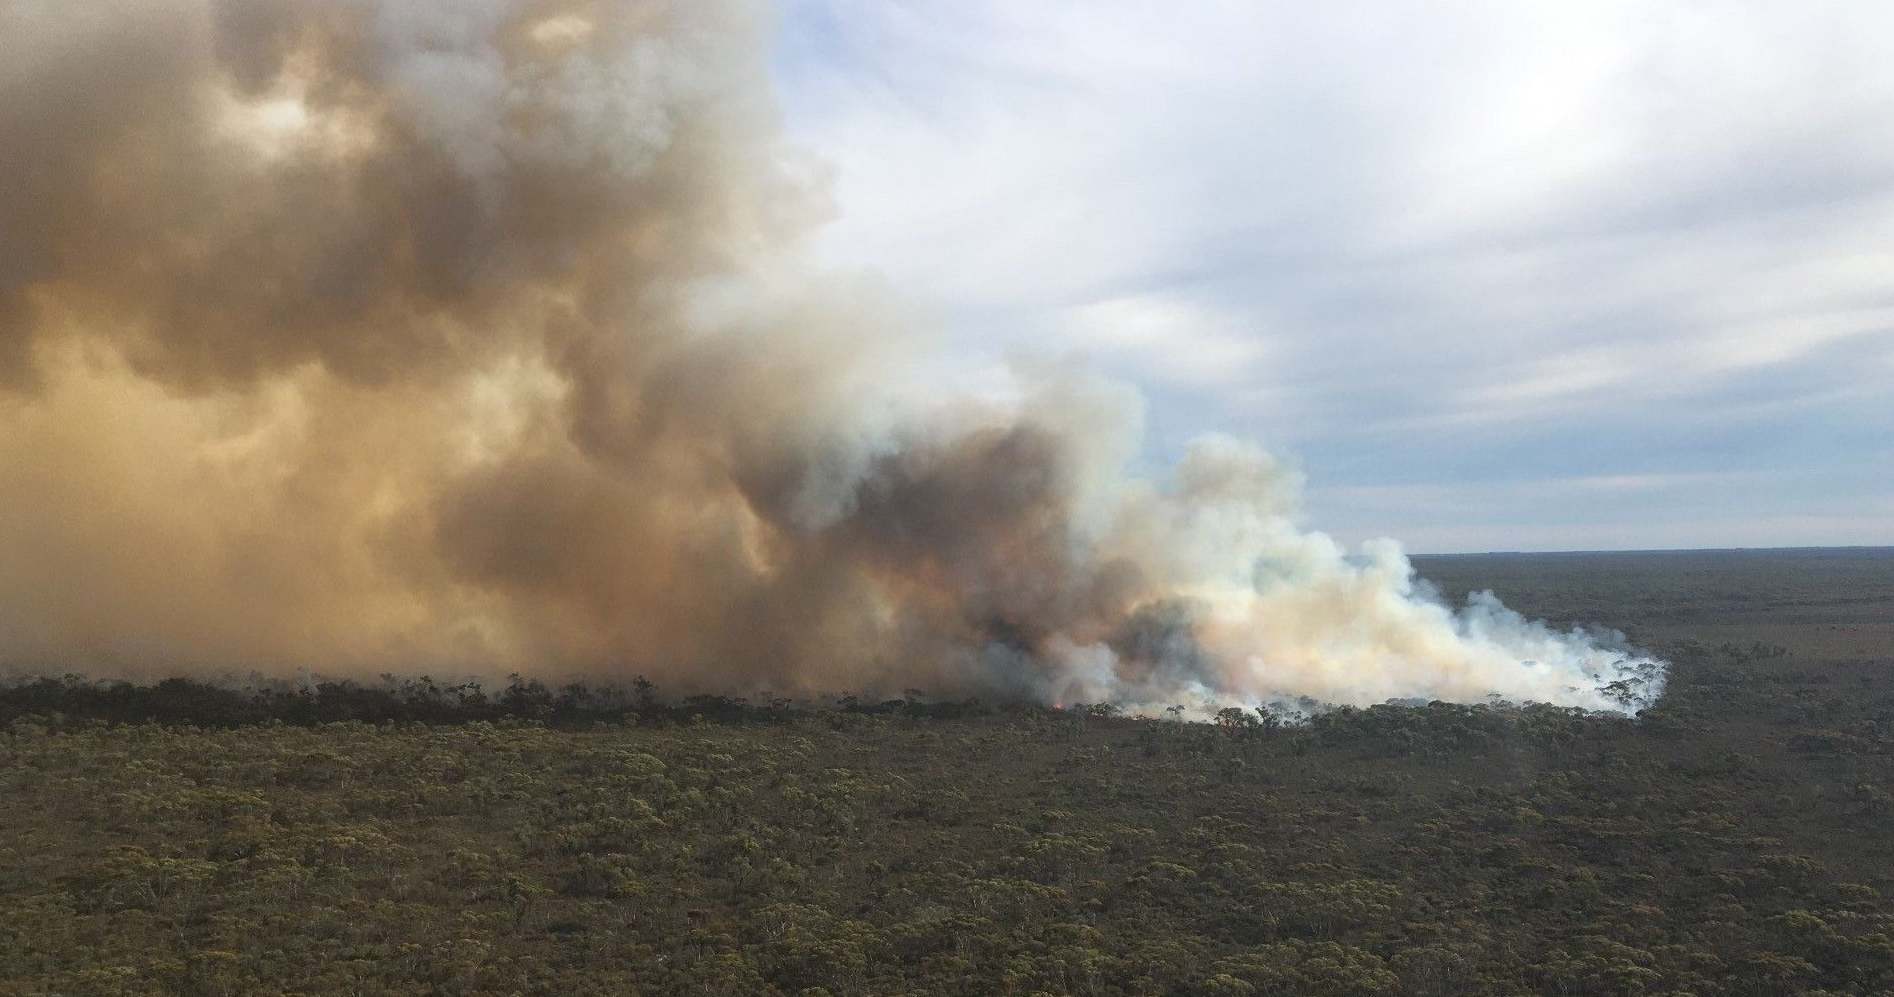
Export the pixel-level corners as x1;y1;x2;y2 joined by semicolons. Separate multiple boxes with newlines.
769;0;1894;554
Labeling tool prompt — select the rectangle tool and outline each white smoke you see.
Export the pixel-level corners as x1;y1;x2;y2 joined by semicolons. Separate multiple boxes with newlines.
0;0;1665;715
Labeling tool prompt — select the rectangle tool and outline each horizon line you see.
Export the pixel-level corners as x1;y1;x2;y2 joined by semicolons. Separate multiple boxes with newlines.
1414;544;1894;558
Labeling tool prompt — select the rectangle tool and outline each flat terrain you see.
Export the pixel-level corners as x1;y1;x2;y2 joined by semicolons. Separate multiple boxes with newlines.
3;548;1892;995
1416;546;1894;660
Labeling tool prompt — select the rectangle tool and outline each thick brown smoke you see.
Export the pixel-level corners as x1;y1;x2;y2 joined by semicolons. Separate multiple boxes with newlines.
0;0;1662;711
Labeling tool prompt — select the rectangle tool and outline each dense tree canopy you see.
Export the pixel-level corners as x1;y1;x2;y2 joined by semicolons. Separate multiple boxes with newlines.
2;549;1891;994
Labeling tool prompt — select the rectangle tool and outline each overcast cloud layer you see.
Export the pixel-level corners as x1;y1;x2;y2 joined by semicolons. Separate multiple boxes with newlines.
774;0;1894;552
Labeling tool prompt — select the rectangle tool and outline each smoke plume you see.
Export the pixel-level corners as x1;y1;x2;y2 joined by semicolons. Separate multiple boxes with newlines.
0;0;1663;713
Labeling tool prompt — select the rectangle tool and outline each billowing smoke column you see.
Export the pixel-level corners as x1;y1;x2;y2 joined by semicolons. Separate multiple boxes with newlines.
0;0;1663;713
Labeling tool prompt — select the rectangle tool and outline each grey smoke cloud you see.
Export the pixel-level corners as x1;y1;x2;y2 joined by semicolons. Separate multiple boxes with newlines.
0;0;1662;712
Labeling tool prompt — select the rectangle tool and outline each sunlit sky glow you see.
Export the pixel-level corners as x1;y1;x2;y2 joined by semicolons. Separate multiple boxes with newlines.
772;0;1893;553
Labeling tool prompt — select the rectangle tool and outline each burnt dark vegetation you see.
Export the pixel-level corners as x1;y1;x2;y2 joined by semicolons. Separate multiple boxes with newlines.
3;548;1892;995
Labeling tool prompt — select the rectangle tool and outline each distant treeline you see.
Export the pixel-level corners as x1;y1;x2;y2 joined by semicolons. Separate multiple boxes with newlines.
0;673;1661;763
0;674;996;730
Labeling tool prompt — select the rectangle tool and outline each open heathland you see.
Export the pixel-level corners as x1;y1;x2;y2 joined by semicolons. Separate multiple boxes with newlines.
3;548;1892;995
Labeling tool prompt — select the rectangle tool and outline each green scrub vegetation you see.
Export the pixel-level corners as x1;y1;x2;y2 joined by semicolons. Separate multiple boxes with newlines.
2;548;1890;995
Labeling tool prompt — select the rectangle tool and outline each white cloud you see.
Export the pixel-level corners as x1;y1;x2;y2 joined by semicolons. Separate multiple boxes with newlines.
776;0;1894;549
1054;294;1268;388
